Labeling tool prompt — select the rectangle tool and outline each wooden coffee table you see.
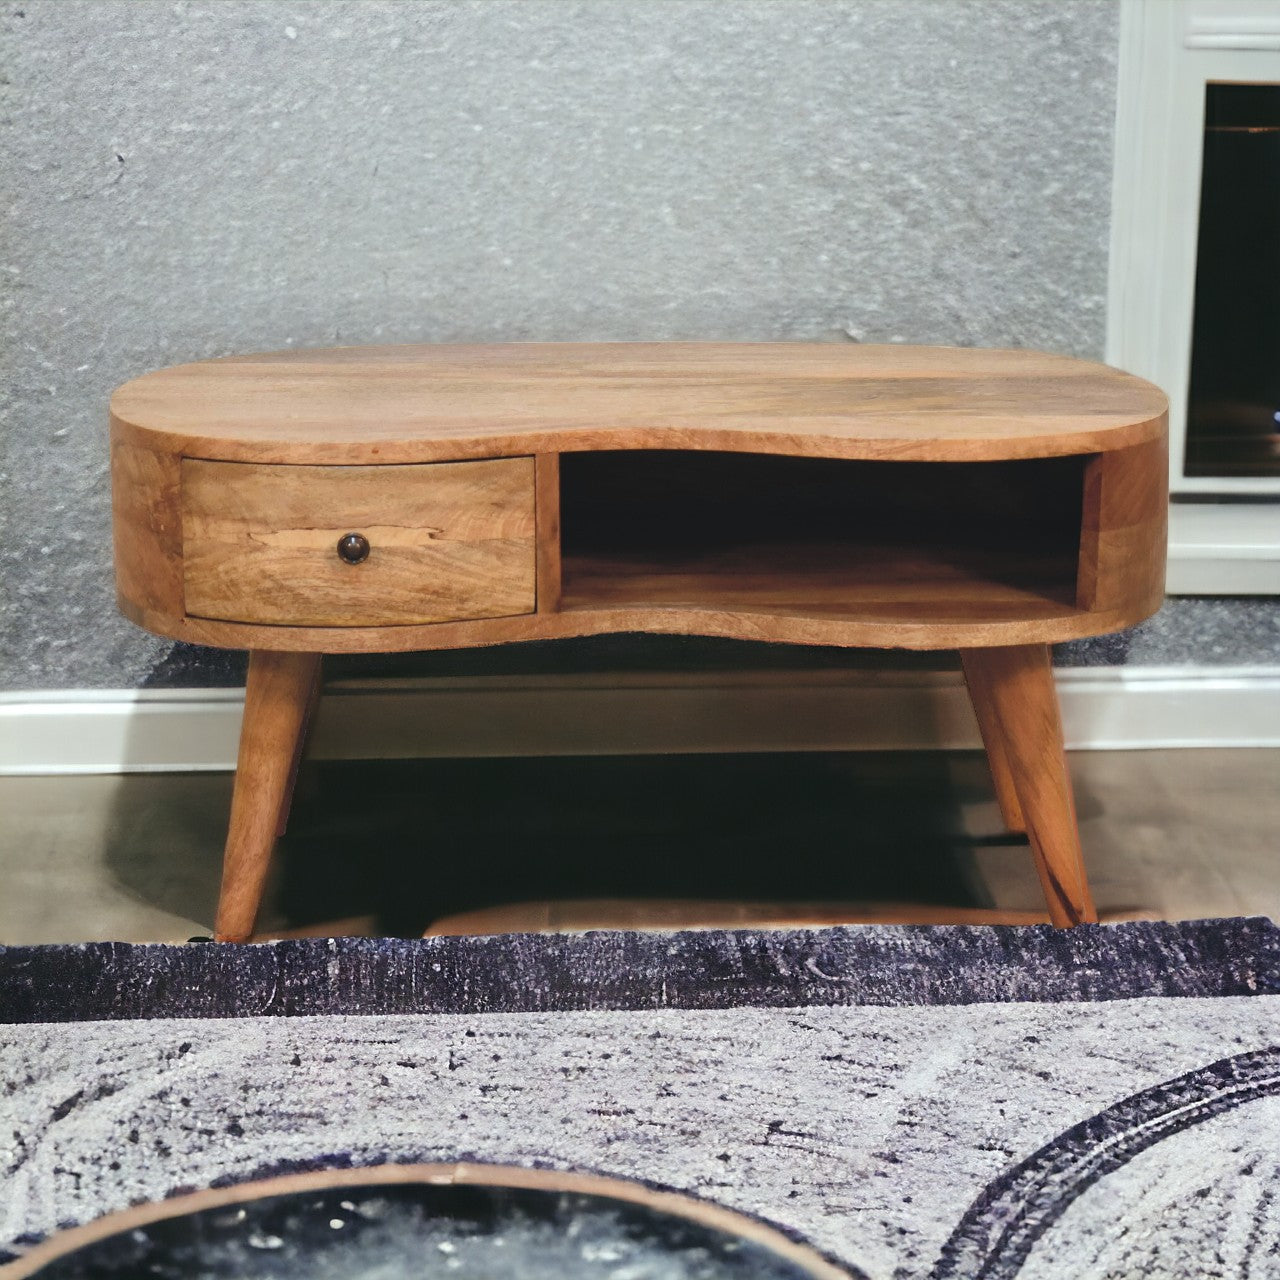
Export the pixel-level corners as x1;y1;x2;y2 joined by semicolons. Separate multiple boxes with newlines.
110;344;1168;941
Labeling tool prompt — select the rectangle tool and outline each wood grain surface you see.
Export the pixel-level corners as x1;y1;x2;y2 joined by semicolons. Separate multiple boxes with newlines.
111;342;1167;465
110;342;1166;936
111;346;1168;652
534;453;562;614
182;457;536;627
214;650;322;943
961;653;1027;834
962;644;1097;928
118;593;1166;654
1076;436;1168;615
110;438;184;622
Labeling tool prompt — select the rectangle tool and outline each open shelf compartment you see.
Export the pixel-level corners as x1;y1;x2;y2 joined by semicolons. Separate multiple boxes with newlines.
558;450;1090;625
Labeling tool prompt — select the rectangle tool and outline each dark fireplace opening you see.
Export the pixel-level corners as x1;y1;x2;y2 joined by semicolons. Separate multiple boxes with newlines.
1185;82;1280;478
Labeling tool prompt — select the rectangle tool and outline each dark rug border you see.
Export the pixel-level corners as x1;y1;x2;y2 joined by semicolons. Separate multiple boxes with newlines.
1;919;1277;1024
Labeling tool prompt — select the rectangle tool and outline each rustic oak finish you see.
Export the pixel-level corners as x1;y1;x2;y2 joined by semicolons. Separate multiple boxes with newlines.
961;647;1094;926
110;343;1168;940
182;457;536;626
214;650;321;943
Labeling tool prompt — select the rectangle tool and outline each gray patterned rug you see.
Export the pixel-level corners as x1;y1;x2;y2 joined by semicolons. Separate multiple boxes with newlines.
2;920;1279;1278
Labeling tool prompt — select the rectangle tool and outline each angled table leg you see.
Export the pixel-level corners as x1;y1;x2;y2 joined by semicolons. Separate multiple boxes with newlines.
275;659;323;839
961;644;1097;927
961;652;1026;834
214;650;322;942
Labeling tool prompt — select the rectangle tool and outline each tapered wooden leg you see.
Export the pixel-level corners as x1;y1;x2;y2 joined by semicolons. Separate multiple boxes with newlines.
215;650;322;942
961;652;1026;833
274;658;322;838
961;644;1097;927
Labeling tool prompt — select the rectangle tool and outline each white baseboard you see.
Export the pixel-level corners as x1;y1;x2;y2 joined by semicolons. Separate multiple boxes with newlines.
1166;504;1280;595
2;667;1278;775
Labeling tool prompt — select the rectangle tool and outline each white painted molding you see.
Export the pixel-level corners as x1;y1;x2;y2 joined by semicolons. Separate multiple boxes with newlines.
1185;7;1280;50
1109;0;1280;590
1167;503;1280;592
1107;0;1280;487
2;667;1278;775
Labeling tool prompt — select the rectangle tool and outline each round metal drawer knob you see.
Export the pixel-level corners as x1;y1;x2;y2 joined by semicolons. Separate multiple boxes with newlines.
336;532;370;565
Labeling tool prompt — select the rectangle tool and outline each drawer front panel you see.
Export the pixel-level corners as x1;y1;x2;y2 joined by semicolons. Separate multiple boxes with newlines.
182;458;536;626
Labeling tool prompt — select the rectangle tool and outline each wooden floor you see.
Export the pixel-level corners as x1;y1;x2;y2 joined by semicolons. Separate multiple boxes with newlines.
0;749;1276;944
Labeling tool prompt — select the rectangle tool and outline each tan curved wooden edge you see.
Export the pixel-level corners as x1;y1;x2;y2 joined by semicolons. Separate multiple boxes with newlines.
0;1162;851;1280
109;343;1168;940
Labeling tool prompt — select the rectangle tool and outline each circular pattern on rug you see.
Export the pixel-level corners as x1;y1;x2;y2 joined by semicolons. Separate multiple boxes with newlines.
930;1046;1280;1278
12;1164;853;1280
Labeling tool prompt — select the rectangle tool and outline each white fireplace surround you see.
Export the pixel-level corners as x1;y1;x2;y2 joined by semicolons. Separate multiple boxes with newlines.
1108;0;1280;592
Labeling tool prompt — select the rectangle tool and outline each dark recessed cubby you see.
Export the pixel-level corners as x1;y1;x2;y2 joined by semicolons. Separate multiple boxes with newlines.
558;450;1089;625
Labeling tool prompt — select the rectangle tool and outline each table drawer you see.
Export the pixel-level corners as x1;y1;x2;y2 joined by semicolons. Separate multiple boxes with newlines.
181;458;537;626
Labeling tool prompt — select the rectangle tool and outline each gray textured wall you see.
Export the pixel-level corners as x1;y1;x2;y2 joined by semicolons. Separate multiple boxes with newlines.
4;0;1263;691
